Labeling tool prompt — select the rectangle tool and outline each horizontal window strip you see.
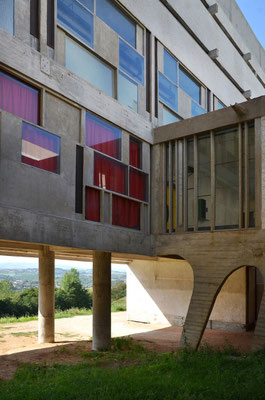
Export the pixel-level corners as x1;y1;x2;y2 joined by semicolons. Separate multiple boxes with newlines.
94;153;127;195
159;73;178;113
112;195;140;230
119;39;144;85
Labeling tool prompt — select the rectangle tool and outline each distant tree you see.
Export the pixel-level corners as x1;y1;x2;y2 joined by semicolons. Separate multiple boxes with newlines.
0;279;14;300
111;282;126;301
16;288;38;315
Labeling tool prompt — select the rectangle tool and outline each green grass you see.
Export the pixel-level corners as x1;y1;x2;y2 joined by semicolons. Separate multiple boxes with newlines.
1;341;265;399
10;331;38;337
111;297;126;312
0;308;92;324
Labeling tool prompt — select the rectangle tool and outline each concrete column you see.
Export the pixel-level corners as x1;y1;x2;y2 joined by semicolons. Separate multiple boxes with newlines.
38;247;55;343
92;251;111;351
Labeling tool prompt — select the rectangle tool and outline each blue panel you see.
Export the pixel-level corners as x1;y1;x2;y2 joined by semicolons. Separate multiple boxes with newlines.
164;49;178;84
96;0;135;47
66;37;114;97
57;0;93;47
79;0;94;12
118;72;138;112
179;67;200;104
218;100;225;109
191;101;206;117
119;39;144;85
159;73;178;113
0;0;14;35
163;107;180;125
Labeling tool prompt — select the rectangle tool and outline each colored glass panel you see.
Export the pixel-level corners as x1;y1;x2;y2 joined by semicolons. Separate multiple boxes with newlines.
0;71;39;124
94;153;127;195
119;39;144;85
79;0;93;12
22;122;60;173
130;137;141;169
96;0;135;47
112;195;140;230
159;73;178;113
163;107;180;125
129;168;147;201
191;101;206;117
86;112;121;160
66;37;114;97
118;72;138;112
57;0;93;47
164;49;178;84
85;187;100;222
0;0;13;35
179;67;200;104
218;100;225;109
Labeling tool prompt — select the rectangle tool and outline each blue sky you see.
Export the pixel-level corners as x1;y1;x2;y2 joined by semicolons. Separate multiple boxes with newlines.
236;0;265;49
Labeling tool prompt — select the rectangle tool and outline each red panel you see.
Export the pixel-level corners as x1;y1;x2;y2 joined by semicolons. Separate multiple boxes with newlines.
94;153;127;195
0;71;39;124
130;137;141;168
129;168;147;201
112;195;140;230
85;187;100;222
22;155;59;173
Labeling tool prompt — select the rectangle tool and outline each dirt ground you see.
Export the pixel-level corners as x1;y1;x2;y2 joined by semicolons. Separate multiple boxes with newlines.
0;312;254;380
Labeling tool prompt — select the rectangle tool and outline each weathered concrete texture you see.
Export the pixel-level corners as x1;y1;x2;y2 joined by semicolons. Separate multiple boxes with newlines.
92;251;111;350
38;248;55;343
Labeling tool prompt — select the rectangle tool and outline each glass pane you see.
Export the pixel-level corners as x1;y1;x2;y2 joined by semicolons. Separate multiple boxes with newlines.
191;101;206;117
79;0;94;12
163;107;180;125
57;0;93;47
159;73;178;113
215;128;239;229
187;140;194;230
0;0;13;35
112;195;140;230
22;122;60;173
66;37;114;97
119;39;144;85
179;67;200;103
130;137;141;169
164;49;178;84
85;187;100;222
118;72;138;112
86;112;121;160
96;0;135;47
248;123;255;227
218;100;224;109
0;70;39;124
94;153;127;195
198;136;211;230
129;168;147;201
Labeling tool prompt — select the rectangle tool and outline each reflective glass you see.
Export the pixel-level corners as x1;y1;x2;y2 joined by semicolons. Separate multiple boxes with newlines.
96;0;135;47
164;49;178;84
159;73;178;113
179;67;200;103
119;39;144;85
94;153;127;195
191;101;206;117
130;137;141;169
79;0;93;12
187;139;194;230
129;168;147;201
112;195;140;230
57;0;93;47
198;136;211;230
86;112;121;160
22;122;60;173
66;37;114;97
248;123;255;227
85;187;100;222
0;0;14;35
163;107;180;125
118;72;138;112
218;100;225;109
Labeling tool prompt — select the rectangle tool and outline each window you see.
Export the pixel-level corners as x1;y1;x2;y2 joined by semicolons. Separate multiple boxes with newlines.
119;39;144;85
22;122;60;173
118;72;138;112
159;72;178;113
96;0;135;47
163;107;180;125
94;153;127;195
57;0;94;47
191;101;206;117
86;112;121;160
47;0;55;48
0;0;13;35
0;71;40;124
130;137;141;169
179;67;200;104
85;187;100;221
164;49;178;84
66;37;114;97
129;168;147;201
218;100;225;110
30;0;39;38
198;135;211;231
112;195;140;230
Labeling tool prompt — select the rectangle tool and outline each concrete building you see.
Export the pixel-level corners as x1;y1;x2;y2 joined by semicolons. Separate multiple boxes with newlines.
0;0;265;350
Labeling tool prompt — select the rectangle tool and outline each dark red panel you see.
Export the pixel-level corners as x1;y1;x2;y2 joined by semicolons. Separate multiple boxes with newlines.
94;153;127;195
130;137;141;168
112;195;140;230
22;155;59;173
129;168;147;201
85;187;100;222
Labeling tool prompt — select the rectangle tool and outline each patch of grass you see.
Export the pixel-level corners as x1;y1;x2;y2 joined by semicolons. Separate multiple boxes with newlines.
10;331;38;337
53;347;71;355
111;297;126;312
0;308;92;324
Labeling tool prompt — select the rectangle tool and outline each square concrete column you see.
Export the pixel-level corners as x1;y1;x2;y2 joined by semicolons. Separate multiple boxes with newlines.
38;247;55;343
92;251;111;351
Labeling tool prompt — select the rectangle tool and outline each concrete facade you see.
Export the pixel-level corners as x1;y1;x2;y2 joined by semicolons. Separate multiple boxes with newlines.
0;0;265;350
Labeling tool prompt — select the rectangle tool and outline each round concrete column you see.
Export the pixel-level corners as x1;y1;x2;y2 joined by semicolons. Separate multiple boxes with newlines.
92;251;111;351
38;247;55;343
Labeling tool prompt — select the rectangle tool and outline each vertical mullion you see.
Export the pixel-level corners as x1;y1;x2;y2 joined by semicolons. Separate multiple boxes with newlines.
194;135;198;231
174;139;178;231
168;141;173;233
238;123;243;229
183;138;188;231
244;121;249;228
210;131;215;231
162;143;167;233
